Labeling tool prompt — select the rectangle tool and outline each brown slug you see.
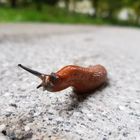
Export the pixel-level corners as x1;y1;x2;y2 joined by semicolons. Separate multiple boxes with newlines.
18;64;107;93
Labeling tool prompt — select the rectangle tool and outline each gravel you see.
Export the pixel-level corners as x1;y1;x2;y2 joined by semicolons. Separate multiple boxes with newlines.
0;24;140;140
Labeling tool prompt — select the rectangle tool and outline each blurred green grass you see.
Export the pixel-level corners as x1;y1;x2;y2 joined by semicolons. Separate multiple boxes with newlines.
0;6;139;27
0;6;103;24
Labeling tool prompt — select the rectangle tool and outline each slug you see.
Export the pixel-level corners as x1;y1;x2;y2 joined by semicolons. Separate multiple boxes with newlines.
18;64;107;93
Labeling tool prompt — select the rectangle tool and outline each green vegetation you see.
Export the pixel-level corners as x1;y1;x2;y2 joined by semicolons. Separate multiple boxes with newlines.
0;0;140;27
0;6;107;24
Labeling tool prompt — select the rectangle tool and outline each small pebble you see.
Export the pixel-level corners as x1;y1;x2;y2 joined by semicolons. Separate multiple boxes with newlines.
2;130;7;136
24;126;30;131
123;132;128;137
118;106;125;111
24;132;33;139
9;103;17;108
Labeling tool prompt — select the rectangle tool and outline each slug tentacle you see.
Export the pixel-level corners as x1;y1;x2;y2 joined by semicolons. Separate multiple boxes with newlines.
18;64;46;79
18;64;42;77
36;84;42;89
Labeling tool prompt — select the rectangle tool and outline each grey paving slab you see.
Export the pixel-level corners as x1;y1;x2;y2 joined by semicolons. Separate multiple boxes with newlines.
0;24;140;140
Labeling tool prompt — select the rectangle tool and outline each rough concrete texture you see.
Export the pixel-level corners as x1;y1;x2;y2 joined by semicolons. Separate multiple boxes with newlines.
0;24;140;140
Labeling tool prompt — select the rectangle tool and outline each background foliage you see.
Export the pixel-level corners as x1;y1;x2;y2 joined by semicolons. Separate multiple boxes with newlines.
0;0;140;26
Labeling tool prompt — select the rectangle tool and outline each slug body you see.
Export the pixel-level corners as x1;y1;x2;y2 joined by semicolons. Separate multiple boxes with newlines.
18;64;107;93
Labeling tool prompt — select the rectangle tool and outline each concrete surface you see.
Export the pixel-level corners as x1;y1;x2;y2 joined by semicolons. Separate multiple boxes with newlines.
0;24;140;140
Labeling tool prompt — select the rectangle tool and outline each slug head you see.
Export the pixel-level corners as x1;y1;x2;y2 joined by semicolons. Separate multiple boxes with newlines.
38;72;59;91
18;64;59;92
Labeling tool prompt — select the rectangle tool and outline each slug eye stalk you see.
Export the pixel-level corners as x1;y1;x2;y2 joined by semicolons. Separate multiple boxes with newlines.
18;64;48;89
18;64;45;78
